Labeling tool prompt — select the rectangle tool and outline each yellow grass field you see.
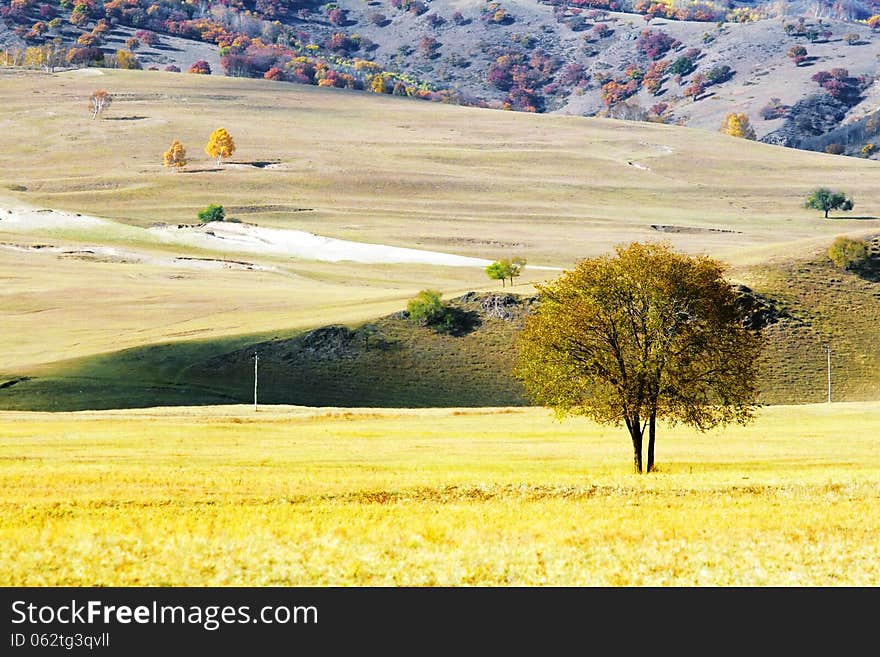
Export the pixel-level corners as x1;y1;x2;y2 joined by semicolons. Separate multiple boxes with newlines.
2;403;879;586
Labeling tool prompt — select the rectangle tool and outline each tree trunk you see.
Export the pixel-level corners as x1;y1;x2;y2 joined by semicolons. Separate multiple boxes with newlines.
626;416;643;473
824;209;829;218
646;409;657;473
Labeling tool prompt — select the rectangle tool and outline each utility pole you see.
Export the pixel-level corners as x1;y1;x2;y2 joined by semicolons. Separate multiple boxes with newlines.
254;352;259;412
826;346;831;404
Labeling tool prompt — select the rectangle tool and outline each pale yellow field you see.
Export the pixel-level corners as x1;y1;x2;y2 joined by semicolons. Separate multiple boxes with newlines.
2;402;878;586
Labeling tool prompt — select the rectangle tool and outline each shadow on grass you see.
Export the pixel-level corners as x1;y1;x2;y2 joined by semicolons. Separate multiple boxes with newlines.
105;116;148;121
0;312;524;411
226;160;281;168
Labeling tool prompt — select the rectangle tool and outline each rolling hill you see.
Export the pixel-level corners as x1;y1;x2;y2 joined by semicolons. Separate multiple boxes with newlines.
4;0;880;157
0;68;878;410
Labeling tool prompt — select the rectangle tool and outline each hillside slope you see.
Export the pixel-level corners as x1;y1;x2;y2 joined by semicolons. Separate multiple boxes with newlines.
4;1;880;157
0;69;878;409
3;243;880;411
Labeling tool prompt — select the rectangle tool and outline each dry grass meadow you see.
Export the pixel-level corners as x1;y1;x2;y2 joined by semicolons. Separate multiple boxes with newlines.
2;403;879;586
1;68;879;586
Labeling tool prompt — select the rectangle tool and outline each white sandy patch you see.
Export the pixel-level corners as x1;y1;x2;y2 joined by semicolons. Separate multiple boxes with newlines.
0;206;111;231
0;241;272;272
150;221;498;267
1;204;560;270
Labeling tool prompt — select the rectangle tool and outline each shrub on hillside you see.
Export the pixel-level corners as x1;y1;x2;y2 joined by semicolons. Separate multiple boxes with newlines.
637;29;679;60
197;204;225;223
407;290;445;326
188;60;211;74
827;236;869;270
406;290;477;335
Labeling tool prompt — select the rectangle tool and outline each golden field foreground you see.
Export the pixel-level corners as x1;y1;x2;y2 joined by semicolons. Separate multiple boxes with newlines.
2;402;879;586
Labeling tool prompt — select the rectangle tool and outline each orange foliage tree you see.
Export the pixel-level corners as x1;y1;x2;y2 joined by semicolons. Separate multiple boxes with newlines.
163;140;187;171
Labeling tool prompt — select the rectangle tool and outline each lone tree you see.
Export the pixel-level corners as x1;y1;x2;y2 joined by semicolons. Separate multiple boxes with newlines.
205;128;236;166
486;257;527;287
805;187;854;218
163;139;187;171
88;90;112;119
721;112;756;140
514;242;764;474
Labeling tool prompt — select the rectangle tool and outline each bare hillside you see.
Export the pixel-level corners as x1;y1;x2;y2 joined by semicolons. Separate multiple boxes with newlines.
4;1;880;157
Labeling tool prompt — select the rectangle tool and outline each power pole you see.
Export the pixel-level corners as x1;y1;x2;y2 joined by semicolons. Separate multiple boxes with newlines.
826;346;831;404
253;352;259;412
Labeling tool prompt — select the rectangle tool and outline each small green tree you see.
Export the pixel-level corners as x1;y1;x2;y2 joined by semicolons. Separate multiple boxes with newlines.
827;236;869;270
407;289;445;325
805;188;854;218
486;261;510;287
197;204;225;223
486;257;527;287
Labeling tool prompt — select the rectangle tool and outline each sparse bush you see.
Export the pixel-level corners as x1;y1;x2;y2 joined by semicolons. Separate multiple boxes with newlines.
420;36;440;58
197;204;225;223
637;29;678;61
407;289;446;326
827;236;868;270
425;13;445;28
706;64;732;85
668;56;694;77
787;45;807;66
759;97;788;120
188;60;211;75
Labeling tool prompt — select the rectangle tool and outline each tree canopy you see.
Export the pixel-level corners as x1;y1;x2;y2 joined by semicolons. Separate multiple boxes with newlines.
486;257;526;287
514;242;764;473
197;204;225;223
805;188;854;218
205;128;236;166
163;140;187;171
721;112;756;140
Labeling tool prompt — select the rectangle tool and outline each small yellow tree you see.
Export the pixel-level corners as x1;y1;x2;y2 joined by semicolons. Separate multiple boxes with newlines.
163;140;187;172
721;112;756;140
205;128;236;166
